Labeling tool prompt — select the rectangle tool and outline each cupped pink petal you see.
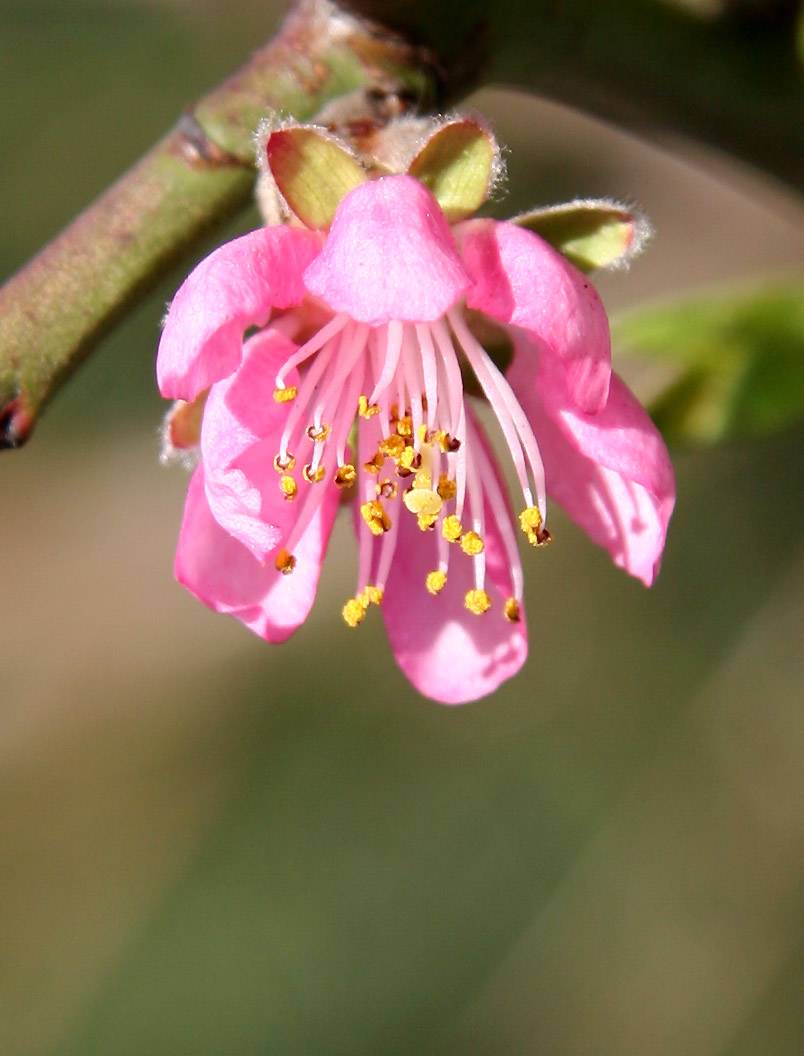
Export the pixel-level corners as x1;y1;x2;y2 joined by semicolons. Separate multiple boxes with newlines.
200;328;305;561
457;218;611;412
303;174;469;325
175;466;335;643
509;349;675;586
157;226;323;401
377;423;527;705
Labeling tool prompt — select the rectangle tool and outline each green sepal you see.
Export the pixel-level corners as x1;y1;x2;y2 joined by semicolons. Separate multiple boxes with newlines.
615;280;804;446
408;119;498;222
512;200;650;272
265;125;367;230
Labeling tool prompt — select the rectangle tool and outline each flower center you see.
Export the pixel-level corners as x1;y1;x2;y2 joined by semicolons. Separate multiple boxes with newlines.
268;308;552;625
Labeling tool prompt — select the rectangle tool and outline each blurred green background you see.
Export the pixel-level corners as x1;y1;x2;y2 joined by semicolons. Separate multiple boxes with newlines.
2;2;803;1054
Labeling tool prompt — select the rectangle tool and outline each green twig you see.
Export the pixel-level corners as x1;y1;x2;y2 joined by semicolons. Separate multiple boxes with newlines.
0;0;434;447
2;0;801;447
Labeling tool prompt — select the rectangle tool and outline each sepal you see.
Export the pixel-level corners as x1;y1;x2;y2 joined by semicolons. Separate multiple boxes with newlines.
408;118;500;222
263;124;367;230
511;199;651;272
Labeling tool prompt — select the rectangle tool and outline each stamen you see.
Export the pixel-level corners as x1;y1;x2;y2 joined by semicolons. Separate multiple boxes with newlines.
372;487;402;598
401;328;425;451
450;308;547;522
437;475;456;501
519;506;548;546
342;597;367;628
276;312;349;389
469;413;525;603
403;486;442;522
426;570;447;595
369;320;404;404
358;395;380;419
504;597;521;622
464;589;491;615
335;464;357;488
279;475;297;501
274;549;296;575
442;515;463;542
302;463;326;484
363;452;384;474
359;585;384;607
460;531;484;556
273;385;297;404
273;453;296;473
397;447;420;475
306;424;331;443
378;434;406;460
360;499;392;535
414;323;439;431
377;478;398;500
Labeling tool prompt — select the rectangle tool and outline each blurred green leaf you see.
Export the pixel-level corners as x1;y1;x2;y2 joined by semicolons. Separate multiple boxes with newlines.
615;280;804;445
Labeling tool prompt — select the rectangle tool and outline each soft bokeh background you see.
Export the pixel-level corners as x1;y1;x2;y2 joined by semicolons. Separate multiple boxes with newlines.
2;2;803;1054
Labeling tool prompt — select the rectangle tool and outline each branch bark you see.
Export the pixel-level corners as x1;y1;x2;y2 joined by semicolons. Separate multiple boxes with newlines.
0;0;434;447
2;0;801;448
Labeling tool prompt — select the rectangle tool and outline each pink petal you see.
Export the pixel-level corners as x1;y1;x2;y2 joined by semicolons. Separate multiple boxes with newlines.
378;419;527;705
303;174;469;325
509;349;675;586
457;218;612;413
199;329;304;560
175;465;335;643
157;226;323;401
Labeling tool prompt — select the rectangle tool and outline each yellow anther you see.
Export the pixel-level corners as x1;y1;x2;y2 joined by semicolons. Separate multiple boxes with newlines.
306;423;330;443
417;423;428;443
378;434;406;460
361;585;384;606
417;512;439;531
334;463;357;488
442;515;463;543
520;506;550;546
397;447;420;474
437;474;457;501
460;530;485;556
302;463;326;484
412;469;432;490
425;570;447;595
504;597;521;622
342;597;367;628
395;415;413;438
519;506;542;534
403;487;443;519
360;499;391;536
357;395;380;419
279;475;297;500
363;451;384;475
376;478;398;500
273;453;296;473
273;386;297;404
464;588;491;615
274;549;296;575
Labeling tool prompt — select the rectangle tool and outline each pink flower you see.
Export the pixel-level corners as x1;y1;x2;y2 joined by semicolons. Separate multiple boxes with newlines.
157;174;674;704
